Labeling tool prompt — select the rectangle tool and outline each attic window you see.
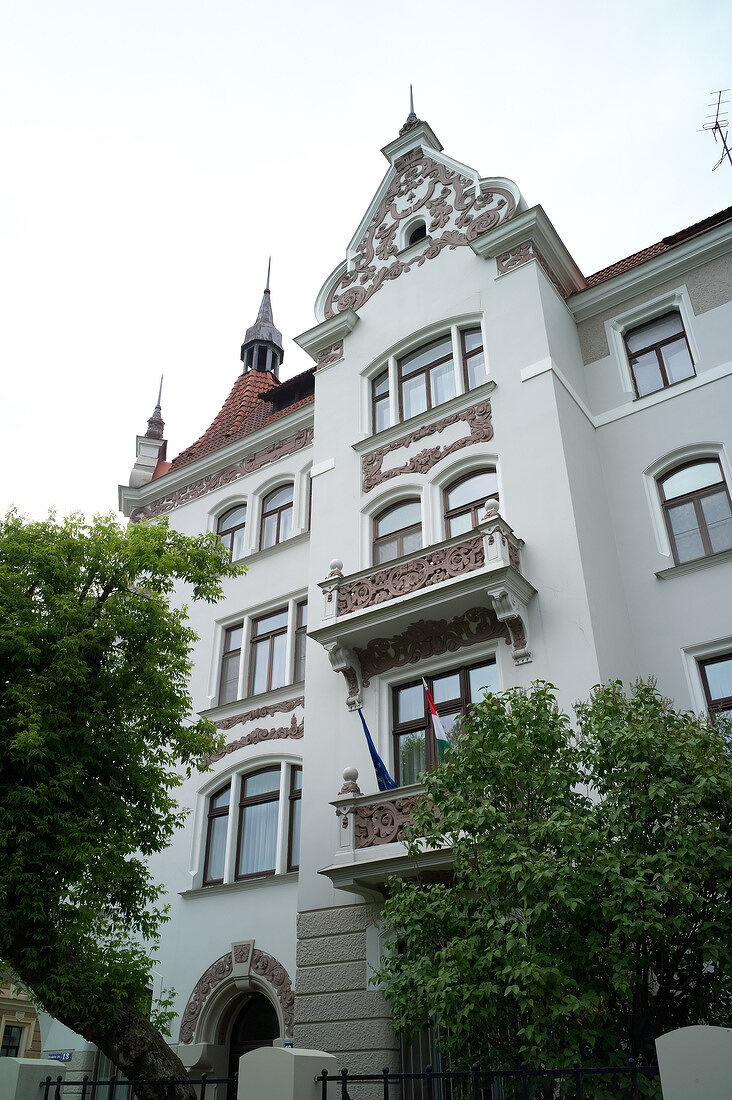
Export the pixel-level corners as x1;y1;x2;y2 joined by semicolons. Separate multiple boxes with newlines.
408;222;427;247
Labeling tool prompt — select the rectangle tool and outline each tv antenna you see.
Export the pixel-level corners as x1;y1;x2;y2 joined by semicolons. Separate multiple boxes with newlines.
700;90;732;171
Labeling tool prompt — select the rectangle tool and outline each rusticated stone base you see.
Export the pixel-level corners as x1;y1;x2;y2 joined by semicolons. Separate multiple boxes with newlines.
294;903;399;1080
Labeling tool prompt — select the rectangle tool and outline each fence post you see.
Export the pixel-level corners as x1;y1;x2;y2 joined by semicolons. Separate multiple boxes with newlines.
572;1060;583;1100
520;1062;530;1100
471;1063;481;1100
321;1067;329;1100
382;1066;390;1100
237;1045;337;1100
340;1067;348;1100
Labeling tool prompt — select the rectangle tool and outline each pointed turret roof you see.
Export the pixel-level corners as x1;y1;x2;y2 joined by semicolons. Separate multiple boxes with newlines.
145;375;165;440
242;260;284;355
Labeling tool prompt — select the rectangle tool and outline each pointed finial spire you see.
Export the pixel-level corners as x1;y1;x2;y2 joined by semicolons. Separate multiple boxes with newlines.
146;376;165;439
241;260;284;376
400;84;421;136
265;256;271;292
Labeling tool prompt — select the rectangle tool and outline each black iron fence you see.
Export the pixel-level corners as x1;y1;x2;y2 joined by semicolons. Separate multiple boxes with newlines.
317;1062;661;1100
40;1074;237;1100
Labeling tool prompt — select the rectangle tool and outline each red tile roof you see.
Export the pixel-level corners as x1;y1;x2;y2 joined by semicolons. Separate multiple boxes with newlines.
169;368;315;472
582;206;732;290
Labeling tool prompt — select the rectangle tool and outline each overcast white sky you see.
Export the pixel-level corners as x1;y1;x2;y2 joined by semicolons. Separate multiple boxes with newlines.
1;0;730;521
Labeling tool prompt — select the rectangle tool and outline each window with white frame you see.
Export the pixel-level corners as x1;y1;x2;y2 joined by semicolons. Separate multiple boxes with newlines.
370;325;487;434
201;762;302;885
260;484;294;549
658;459;732;564
373;499;422;564
443;468;498;537
217;504;247;561
392;659;498;785
217;600;306;706
624;311;694;397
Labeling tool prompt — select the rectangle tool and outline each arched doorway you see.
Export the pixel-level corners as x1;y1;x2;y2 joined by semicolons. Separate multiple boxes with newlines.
227;991;280;1096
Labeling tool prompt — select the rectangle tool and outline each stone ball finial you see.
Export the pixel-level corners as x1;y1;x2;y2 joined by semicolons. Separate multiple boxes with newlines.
338;766;362;796
343;767;358;783
330;559;343;573
482;498;500;518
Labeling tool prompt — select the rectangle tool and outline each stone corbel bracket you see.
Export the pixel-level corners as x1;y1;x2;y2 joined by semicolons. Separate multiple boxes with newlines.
324;640;363;711
484;572;536;665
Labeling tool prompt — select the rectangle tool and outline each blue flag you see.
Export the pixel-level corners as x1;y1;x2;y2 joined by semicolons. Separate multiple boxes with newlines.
357;709;398;792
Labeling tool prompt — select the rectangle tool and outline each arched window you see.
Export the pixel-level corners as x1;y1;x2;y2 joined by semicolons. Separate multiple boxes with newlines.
373;500;422;564
407;221;427;246
260;485;293;549
227;993;280;1080
217;505;247;561
203;783;231;885
444;469;498;537
659;459;732;564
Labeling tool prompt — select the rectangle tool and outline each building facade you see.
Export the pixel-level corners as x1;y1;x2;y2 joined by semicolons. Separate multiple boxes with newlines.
43;109;732;1087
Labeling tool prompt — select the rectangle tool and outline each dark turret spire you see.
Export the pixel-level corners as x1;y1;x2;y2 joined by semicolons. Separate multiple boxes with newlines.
145;375;165;439
400;83;421;135
241;260;284;378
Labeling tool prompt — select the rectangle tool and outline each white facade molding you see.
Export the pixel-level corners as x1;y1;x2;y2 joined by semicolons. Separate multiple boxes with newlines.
470;204;586;296
604;284;700;399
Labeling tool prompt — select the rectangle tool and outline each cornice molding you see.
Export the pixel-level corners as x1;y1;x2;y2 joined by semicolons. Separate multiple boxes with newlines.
295;309;360;362
568;220;732;322
470;205;586;296
120;402;314;518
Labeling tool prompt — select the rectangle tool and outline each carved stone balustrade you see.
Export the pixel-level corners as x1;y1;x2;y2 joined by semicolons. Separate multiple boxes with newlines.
321;513;524;620
322;782;451;898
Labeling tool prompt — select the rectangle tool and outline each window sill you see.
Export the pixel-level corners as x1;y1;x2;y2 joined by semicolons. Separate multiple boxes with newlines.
655;547;732;579
352;379;496;453
200;680;305;722
180;870;298;898
239;529;309;564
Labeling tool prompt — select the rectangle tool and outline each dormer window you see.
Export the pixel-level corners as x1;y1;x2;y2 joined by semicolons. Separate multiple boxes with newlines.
408;222;427;247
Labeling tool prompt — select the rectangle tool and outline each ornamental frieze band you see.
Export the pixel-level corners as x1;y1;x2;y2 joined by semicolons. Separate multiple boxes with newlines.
214;696;304;731
130;428;313;522
361;400;493;493
206;713;304;764
324;151;516;318
355;605;510;685
337;536;484;615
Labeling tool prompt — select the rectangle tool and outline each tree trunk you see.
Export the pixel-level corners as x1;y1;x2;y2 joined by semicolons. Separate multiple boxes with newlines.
59;1002;198;1100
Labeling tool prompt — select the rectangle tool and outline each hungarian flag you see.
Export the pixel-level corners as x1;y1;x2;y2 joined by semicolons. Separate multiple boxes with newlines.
422;678;452;762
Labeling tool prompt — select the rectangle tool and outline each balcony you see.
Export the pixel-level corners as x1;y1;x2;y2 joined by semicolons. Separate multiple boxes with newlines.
319;770;452;898
310;504;536;709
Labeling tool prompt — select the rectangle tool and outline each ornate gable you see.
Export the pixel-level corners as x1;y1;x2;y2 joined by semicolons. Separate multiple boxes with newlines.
317;131;522;321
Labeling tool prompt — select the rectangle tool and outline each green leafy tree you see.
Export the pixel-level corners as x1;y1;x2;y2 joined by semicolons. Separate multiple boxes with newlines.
0;511;243;1099
376;681;732;1084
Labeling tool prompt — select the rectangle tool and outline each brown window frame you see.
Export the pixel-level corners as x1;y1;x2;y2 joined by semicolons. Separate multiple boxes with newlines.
658;459;732;565
235;766;280;881
371;368;390;435
287;765;303;872
248;609;289;696
397;336;455;422
699;654;732;716
623;311;695;398
293;601;307;683
216;504;248;561
218;623;243;706
202;782;230;886
259;484;294;550
460;327;486;391
443;468;498;538
391;659;497;784
373;500;422;565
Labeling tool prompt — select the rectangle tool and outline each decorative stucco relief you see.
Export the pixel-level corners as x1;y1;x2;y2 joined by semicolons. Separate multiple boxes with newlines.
130;428;313;522
206;713;304;764
315;340;344;368
214;697;303;731
362;401;493;493
179;945;295;1043
337;537;484;615
324;150;516;319
354;796;440;848
324;641;363;711
496;240;567;299
356;605;510;686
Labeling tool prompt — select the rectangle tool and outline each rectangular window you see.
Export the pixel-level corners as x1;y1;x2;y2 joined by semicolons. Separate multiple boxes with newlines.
236;767;280;878
288;765;303;871
624;311;694;397
461;327;486;390
249;609;289;696
372;369;390;433
392;660;498;785
218;624;243;706
0;1025;22;1058
203;783;230;885
398;335;455;421
699;654;732;716
294;601;308;682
